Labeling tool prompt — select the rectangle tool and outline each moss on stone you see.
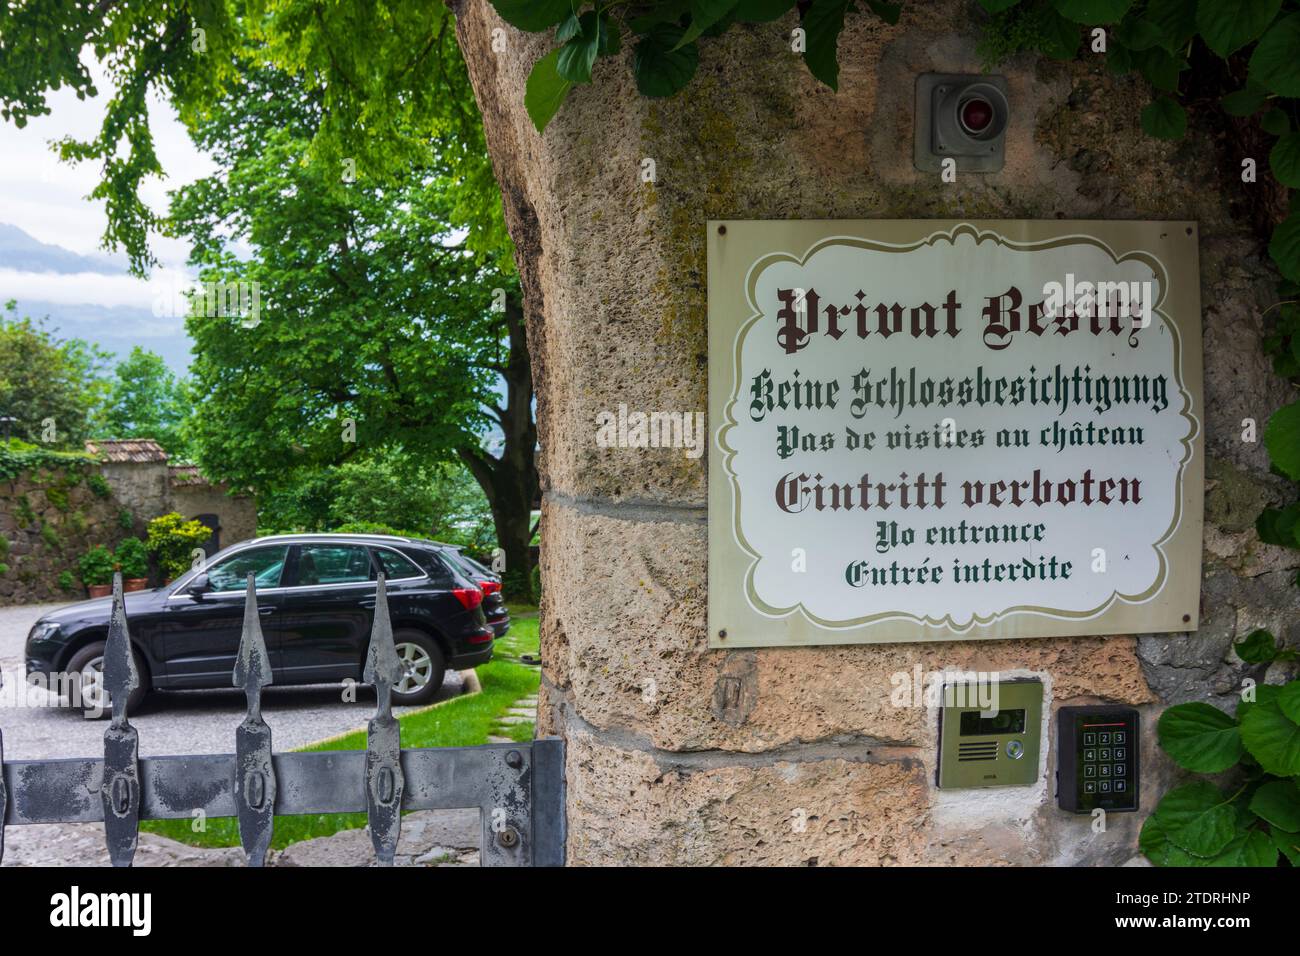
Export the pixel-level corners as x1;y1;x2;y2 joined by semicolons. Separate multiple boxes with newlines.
1205;456;1273;533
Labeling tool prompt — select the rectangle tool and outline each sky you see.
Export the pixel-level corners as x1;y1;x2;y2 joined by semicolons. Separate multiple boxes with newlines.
0;57;216;373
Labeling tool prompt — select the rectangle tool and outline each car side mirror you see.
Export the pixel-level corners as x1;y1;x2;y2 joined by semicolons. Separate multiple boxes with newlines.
186;573;210;597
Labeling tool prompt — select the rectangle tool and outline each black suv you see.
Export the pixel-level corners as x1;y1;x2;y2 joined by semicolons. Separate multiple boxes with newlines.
25;533;495;715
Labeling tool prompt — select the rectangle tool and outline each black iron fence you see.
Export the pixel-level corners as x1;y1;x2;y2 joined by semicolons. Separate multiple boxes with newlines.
0;573;564;867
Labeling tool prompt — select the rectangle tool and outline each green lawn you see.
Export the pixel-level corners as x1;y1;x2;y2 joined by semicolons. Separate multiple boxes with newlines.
140;606;541;851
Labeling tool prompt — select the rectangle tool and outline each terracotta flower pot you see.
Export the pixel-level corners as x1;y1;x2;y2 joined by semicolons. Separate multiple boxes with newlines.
87;584;112;598
124;578;149;592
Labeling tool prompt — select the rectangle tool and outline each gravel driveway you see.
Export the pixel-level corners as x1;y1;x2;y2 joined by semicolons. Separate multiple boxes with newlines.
0;600;467;760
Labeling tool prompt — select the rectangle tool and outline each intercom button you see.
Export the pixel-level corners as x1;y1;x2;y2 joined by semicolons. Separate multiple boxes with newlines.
1098;733;1111;744
1114;732;1126;744
1113;763;1126;777
1114;747;1127;761
1099;748;1111;761
1099;764;1111;776
1114;779;1126;792
1084;764;1096;777
1084;749;1097;762
1099;780;1112;793
1083;733;1096;746
1084;781;1097;794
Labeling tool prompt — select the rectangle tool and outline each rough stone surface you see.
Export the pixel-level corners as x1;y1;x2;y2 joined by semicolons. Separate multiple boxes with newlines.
455;0;1299;865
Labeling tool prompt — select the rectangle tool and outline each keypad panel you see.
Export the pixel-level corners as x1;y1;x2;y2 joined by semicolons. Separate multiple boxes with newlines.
1075;716;1136;808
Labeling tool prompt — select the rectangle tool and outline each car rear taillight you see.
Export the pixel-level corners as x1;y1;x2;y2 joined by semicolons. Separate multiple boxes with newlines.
479;580;501;595
468;630;493;644
453;587;483;611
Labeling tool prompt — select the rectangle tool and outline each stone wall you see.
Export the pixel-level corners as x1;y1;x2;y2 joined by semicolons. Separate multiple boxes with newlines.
0;464;131;605
453;0;1299;864
169;481;257;550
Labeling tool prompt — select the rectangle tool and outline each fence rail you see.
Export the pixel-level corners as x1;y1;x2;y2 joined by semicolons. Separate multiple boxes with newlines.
0;573;564;867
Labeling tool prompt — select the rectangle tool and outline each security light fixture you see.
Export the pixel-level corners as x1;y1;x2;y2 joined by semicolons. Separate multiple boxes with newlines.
915;73;1009;173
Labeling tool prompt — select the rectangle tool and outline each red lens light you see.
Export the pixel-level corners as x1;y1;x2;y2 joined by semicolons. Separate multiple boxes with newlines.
452;587;483;611
479;580;501;595
959;97;994;134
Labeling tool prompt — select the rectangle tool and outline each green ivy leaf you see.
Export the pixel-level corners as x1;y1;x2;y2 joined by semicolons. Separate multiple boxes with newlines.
1275;827;1300;864
1158;701;1243;771
1197;0;1283;58
1136;45;1185;91
1147;0;1199;50
1249;779;1300;831
1235;628;1280;663
979;0;1022;11
802;0;851;91
1237;682;1282;721
1261;107;1292;135
1221;87;1267;116
734;0;795;20
633;26;700;98
674;0;742;50
1205;828;1279;866
1051;0;1133;26
1270;132;1300;188
1265;400;1300;477
1115;18;1166;51
1280;681;1300;723
525;48;573;133
489;0;574;32
555;13;582;43
1140;97;1187;139
1041;9;1084;58
1139;813;1201;865
1239;696;1300;776
1152;782;1239;857
1249;13;1300;97
557;13;601;84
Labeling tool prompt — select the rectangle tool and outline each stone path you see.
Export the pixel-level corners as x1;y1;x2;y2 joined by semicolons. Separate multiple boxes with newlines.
487;694;538;744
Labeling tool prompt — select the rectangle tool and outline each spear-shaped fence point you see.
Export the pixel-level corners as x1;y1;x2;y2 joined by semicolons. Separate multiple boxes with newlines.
101;572;140;867
233;573;276;866
364;574;404;866
0;729;7;865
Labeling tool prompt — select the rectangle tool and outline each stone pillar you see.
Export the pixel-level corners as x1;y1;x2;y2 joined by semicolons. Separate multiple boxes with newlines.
453;0;1297;864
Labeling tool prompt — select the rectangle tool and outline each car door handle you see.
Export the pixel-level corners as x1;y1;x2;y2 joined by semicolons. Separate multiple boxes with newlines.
259;606;275;616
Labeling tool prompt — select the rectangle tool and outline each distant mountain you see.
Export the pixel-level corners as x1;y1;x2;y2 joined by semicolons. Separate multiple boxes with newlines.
0;223;191;372
0;223;123;275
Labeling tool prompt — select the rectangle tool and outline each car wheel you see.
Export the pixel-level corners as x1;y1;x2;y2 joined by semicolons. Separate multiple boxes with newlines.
66;641;148;719
389;630;446;707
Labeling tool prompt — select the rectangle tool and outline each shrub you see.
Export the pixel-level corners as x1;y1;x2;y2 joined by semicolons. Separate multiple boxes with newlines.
57;570;75;591
114;537;149;579
0;563;8;576
118;508;134;530
86;473;112;498
77;544;115;586
146;512;212;579
1143;630;1300;867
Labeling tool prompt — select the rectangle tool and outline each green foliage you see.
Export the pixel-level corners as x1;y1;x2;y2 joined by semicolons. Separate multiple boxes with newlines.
77;544;116;587
0;441;95;483
39;521;60;550
98;347;191;457
1144;633;1300;866
57;570;75;591
86;473;112;499
506;0;905;131
146;512;212;580
118;507;135;530
0;563;8;576
0;302;111;448
114;537;149;579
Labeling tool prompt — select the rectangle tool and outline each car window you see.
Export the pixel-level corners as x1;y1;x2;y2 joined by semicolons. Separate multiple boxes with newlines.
296;544;373;586
207;546;290;593
375;548;423;580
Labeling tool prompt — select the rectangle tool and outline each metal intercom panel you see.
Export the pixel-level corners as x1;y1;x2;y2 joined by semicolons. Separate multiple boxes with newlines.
1056;705;1140;813
937;678;1042;789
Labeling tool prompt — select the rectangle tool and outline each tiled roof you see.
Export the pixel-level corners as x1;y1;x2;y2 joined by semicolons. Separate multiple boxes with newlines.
84;438;169;463
168;464;212;486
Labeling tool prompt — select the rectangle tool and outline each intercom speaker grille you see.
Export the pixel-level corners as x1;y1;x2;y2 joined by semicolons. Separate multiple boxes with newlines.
957;742;998;761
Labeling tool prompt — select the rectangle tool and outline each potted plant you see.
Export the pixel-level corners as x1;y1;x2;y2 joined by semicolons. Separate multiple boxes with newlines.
114;537;150;591
77;544;116;597
146;512;213;582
